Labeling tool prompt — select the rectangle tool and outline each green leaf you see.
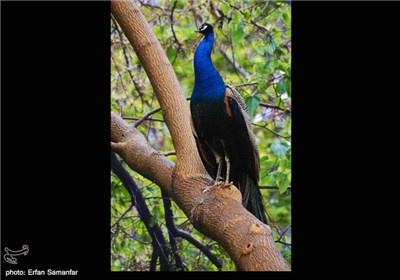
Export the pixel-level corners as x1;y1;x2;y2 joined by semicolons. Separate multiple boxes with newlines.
259;174;274;186
279;158;291;172
148;216;156;228
276;173;290;194
244;94;260;118
255;61;271;76
266;42;276;54
286;79;291;97
166;46;176;63
260;155;269;163
111;265;121;271
257;79;269;94
220;2;230;15
232;11;240;23
286;67;291;78
254;6;261;18
231;21;246;45
283;11;291;25
276;80;286;94
243;10;251;22
254;41;266;55
271;140;290;157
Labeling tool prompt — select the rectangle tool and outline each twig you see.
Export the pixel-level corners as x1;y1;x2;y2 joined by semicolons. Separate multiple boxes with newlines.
162;193;186;271
259;185;292;193
219;46;251;79
112;15;146;109
276;224;291;243
235;82;259;88
111;204;135;229
164;151;176;157
170;0;185;62
260;102;291;113
134;107;162;127
111;55;128;94
252;123;291;140
123;116;165;123
137;0;170;12
189;0;200;29
223;1;271;34
275;240;291;247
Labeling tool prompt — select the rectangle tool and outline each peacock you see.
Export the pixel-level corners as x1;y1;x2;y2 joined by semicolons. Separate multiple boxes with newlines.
190;23;267;224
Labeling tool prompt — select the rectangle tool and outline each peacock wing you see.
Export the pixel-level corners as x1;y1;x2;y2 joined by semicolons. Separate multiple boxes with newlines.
225;85;260;180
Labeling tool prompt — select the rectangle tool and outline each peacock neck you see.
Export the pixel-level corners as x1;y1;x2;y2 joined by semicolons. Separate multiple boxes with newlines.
193;31;226;101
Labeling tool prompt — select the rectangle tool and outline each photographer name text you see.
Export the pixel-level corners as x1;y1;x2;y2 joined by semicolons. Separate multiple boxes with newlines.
5;269;78;277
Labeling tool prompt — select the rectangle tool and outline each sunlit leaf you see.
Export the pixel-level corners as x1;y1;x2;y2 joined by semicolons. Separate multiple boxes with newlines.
230;21;246;45
276;173;290;194
219;2;230;15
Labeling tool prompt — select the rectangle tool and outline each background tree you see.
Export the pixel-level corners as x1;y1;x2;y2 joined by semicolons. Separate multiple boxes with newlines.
111;0;291;271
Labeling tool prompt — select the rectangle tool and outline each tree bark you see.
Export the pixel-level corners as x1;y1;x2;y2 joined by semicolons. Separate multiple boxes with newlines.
111;0;289;271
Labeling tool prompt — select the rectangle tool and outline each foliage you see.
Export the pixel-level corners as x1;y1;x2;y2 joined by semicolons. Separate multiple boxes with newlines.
111;0;291;271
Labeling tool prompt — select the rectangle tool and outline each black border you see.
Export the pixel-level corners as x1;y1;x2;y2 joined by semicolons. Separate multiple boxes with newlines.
1;1;110;278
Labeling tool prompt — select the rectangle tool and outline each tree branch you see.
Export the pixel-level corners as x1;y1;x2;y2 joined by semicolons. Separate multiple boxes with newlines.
260;102;291;113
111;112;174;197
219;46;251;79
162;193;186;271
170;0;185;59
133;106;162;127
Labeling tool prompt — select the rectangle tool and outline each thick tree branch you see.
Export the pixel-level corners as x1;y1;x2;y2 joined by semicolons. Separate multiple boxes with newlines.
111;112;174;197
111;0;289;271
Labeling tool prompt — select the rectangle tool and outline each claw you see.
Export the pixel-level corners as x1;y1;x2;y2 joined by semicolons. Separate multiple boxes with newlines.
213;179;224;186
202;186;214;193
220;181;233;188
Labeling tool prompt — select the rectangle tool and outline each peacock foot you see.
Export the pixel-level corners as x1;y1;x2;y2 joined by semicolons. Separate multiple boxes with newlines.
202;185;215;193
219;181;234;189
213;180;225;187
202;180;223;193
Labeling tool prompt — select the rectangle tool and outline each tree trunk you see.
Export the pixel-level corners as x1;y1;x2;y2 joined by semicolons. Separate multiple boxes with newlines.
111;0;289;271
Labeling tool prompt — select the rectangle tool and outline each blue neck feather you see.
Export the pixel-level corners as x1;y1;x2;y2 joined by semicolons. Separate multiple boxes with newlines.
192;31;226;102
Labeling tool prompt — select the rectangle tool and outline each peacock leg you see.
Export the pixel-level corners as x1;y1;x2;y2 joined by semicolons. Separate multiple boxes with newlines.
215;158;223;182
220;141;231;183
224;153;230;183
204;157;223;192
212;152;224;186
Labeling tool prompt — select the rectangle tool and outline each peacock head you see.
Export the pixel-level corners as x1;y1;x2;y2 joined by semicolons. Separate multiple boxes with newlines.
195;23;213;36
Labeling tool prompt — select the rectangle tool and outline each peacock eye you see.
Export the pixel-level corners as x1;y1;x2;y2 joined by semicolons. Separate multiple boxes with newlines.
199;25;208;31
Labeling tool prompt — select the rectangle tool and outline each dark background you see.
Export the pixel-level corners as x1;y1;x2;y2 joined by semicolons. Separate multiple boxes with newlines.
1;1;399;278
